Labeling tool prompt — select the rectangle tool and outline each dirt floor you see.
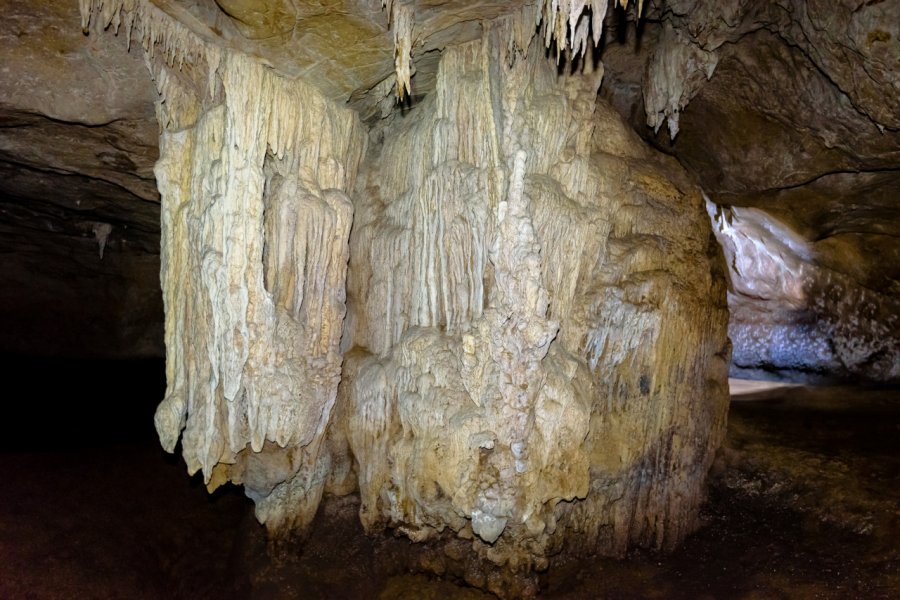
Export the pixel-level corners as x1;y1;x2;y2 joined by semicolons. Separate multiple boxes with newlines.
0;359;897;599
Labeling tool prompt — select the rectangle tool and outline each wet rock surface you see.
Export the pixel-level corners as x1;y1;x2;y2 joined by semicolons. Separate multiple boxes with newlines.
2;364;896;599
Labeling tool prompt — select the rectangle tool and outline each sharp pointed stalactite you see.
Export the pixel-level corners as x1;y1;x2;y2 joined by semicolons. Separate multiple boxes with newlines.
381;0;643;101
644;25;718;139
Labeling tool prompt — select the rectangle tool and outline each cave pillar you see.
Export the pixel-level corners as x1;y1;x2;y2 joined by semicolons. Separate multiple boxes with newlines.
153;51;366;531
338;29;731;592
81;2;730;587
154;54;366;531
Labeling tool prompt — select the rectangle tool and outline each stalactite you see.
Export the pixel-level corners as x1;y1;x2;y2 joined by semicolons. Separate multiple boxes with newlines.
382;0;640;103
83;0;366;532
644;25;718;139
84;3;729;593
80;0;206;70
384;0;414;98
92;222;113;259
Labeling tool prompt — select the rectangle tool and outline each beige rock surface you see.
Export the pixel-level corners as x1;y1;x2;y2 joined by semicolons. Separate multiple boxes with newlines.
72;2;730;588
338;28;729;594
149;46;366;533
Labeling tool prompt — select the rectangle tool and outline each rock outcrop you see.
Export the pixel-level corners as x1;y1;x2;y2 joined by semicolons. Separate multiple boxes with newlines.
708;198;899;382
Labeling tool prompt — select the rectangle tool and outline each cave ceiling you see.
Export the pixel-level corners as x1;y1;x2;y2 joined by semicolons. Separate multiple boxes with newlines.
0;0;898;357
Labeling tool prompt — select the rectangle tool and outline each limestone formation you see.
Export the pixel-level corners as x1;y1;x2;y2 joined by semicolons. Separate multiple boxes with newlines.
75;1;730;587
338;27;729;593
0;0;881;594
708;200;899;382
81;0;367;531
643;24;717;139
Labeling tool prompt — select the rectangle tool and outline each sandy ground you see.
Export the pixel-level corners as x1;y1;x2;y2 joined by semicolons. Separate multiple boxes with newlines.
0;361;897;599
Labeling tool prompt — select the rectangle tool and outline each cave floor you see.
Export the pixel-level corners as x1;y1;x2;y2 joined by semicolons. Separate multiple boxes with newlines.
0;361;897;599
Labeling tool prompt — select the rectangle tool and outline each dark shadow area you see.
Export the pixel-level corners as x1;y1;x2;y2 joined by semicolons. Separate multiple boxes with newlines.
2;369;896;599
0;355;166;451
0;355;257;600
542;384;900;599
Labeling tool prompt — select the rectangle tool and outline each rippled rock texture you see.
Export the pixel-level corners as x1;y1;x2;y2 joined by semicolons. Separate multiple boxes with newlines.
334;31;729;595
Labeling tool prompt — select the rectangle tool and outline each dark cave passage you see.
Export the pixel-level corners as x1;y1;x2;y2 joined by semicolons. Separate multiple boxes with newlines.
0;356;166;451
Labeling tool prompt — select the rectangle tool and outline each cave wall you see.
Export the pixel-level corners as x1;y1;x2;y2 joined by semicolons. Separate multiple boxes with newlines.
0;0;163;358
599;0;900;383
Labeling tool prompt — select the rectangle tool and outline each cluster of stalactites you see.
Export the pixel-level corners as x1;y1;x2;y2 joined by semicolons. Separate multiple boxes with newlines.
383;0;642;98
79;0;211;72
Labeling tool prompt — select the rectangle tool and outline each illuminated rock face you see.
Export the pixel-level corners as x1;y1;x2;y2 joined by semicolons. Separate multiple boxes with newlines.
152;51;366;531
335;33;730;591
79;1;729;593
708;202;900;383
77;3;370;532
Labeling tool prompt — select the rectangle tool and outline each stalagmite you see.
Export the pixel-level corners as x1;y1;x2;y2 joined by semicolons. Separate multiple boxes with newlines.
339;26;729;596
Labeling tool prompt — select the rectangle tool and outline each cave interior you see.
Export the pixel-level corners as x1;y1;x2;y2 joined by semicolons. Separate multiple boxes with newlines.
0;1;898;599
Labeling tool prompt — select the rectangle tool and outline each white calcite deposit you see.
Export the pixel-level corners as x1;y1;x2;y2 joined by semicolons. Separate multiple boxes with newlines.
80;1;732;595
